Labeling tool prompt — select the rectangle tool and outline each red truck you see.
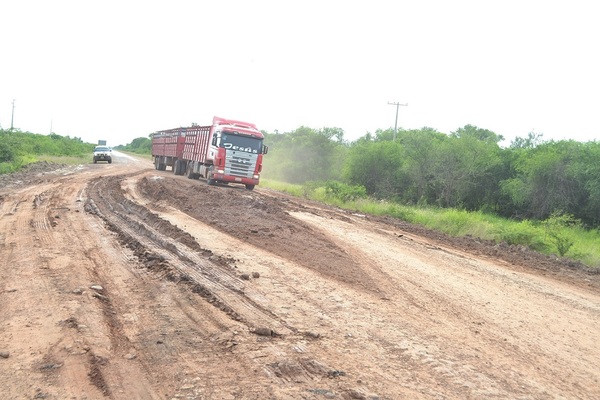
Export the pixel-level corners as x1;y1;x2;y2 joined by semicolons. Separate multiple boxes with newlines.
151;116;268;190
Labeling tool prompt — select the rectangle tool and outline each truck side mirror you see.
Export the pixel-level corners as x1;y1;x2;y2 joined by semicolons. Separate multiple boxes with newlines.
263;145;269;155
212;136;218;146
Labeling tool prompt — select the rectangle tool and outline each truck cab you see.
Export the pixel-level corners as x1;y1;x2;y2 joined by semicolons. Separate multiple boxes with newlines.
209;121;268;190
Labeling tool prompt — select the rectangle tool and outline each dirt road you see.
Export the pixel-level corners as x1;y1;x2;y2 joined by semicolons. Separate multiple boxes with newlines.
1;151;599;399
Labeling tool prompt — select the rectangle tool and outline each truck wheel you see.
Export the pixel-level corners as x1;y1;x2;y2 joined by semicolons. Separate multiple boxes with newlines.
245;184;255;191
206;167;215;185
93;158;97;164
108;159;112;164
187;164;195;179
175;160;185;175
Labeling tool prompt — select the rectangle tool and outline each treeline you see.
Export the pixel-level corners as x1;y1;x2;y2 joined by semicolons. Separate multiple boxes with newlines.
116;137;151;154
0;129;93;173
262;125;600;228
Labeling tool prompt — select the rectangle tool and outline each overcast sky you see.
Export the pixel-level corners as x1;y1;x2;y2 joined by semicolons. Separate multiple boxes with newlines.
1;0;599;146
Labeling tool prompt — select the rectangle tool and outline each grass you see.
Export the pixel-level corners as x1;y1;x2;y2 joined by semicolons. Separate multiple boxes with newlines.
260;179;600;269
36;154;92;165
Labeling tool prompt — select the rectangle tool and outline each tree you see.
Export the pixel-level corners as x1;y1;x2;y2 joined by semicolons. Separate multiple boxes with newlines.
567;141;600;226
451;124;504;144
262;127;347;183
397;127;445;203
426;127;504;209
510;131;544;149
501;141;586;220
0;139;15;163
344;140;405;198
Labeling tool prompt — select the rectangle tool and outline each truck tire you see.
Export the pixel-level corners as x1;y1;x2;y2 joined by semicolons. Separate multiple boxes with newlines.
175;160;186;176
245;184;255;191
187;164;198;179
206;167;215;185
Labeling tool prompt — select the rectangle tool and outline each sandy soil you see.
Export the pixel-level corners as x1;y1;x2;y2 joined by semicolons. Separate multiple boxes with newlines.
1;151;599;399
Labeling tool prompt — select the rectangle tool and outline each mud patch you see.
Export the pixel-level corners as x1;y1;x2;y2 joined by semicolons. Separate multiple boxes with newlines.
138;177;382;293
85;174;251;324
0;161;72;189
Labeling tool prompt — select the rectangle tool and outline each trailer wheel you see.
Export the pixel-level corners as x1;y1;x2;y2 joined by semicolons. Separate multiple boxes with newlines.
186;164;198;179
245;184;255;191
173;160;184;175
177;160;187;176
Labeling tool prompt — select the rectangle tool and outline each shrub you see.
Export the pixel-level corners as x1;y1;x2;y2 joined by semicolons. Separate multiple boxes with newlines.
324;181;367;202
544;211;581;256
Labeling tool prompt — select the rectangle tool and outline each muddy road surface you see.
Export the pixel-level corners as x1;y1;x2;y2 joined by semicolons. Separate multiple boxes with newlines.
1;151;600;399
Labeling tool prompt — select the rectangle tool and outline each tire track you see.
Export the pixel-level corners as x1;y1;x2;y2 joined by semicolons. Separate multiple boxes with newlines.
85;174;291;335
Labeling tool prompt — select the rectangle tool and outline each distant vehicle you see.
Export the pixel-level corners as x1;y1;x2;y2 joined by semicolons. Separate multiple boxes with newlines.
151;116;268;190
97;140;107;146
93;146;112;164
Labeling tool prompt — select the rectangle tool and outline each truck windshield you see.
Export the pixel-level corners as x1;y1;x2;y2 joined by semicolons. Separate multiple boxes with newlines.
220;132;263;154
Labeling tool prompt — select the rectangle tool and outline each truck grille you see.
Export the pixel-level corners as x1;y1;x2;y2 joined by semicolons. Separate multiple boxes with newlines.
225;152;258;178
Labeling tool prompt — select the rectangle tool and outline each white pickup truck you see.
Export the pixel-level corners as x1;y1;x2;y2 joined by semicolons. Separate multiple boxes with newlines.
93;146;112;164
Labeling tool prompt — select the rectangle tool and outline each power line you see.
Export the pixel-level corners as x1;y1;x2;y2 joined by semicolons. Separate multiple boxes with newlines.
388;101;408;141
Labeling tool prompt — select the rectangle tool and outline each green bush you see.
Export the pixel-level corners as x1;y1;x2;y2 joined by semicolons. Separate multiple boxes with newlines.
119;137;152;154
0;141;16;163
0;129;93;174
543;211;581;256
324;181;367;202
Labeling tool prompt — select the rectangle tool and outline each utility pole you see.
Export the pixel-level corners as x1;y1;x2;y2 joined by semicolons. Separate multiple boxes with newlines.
388;101;408;141
10;99;15;130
